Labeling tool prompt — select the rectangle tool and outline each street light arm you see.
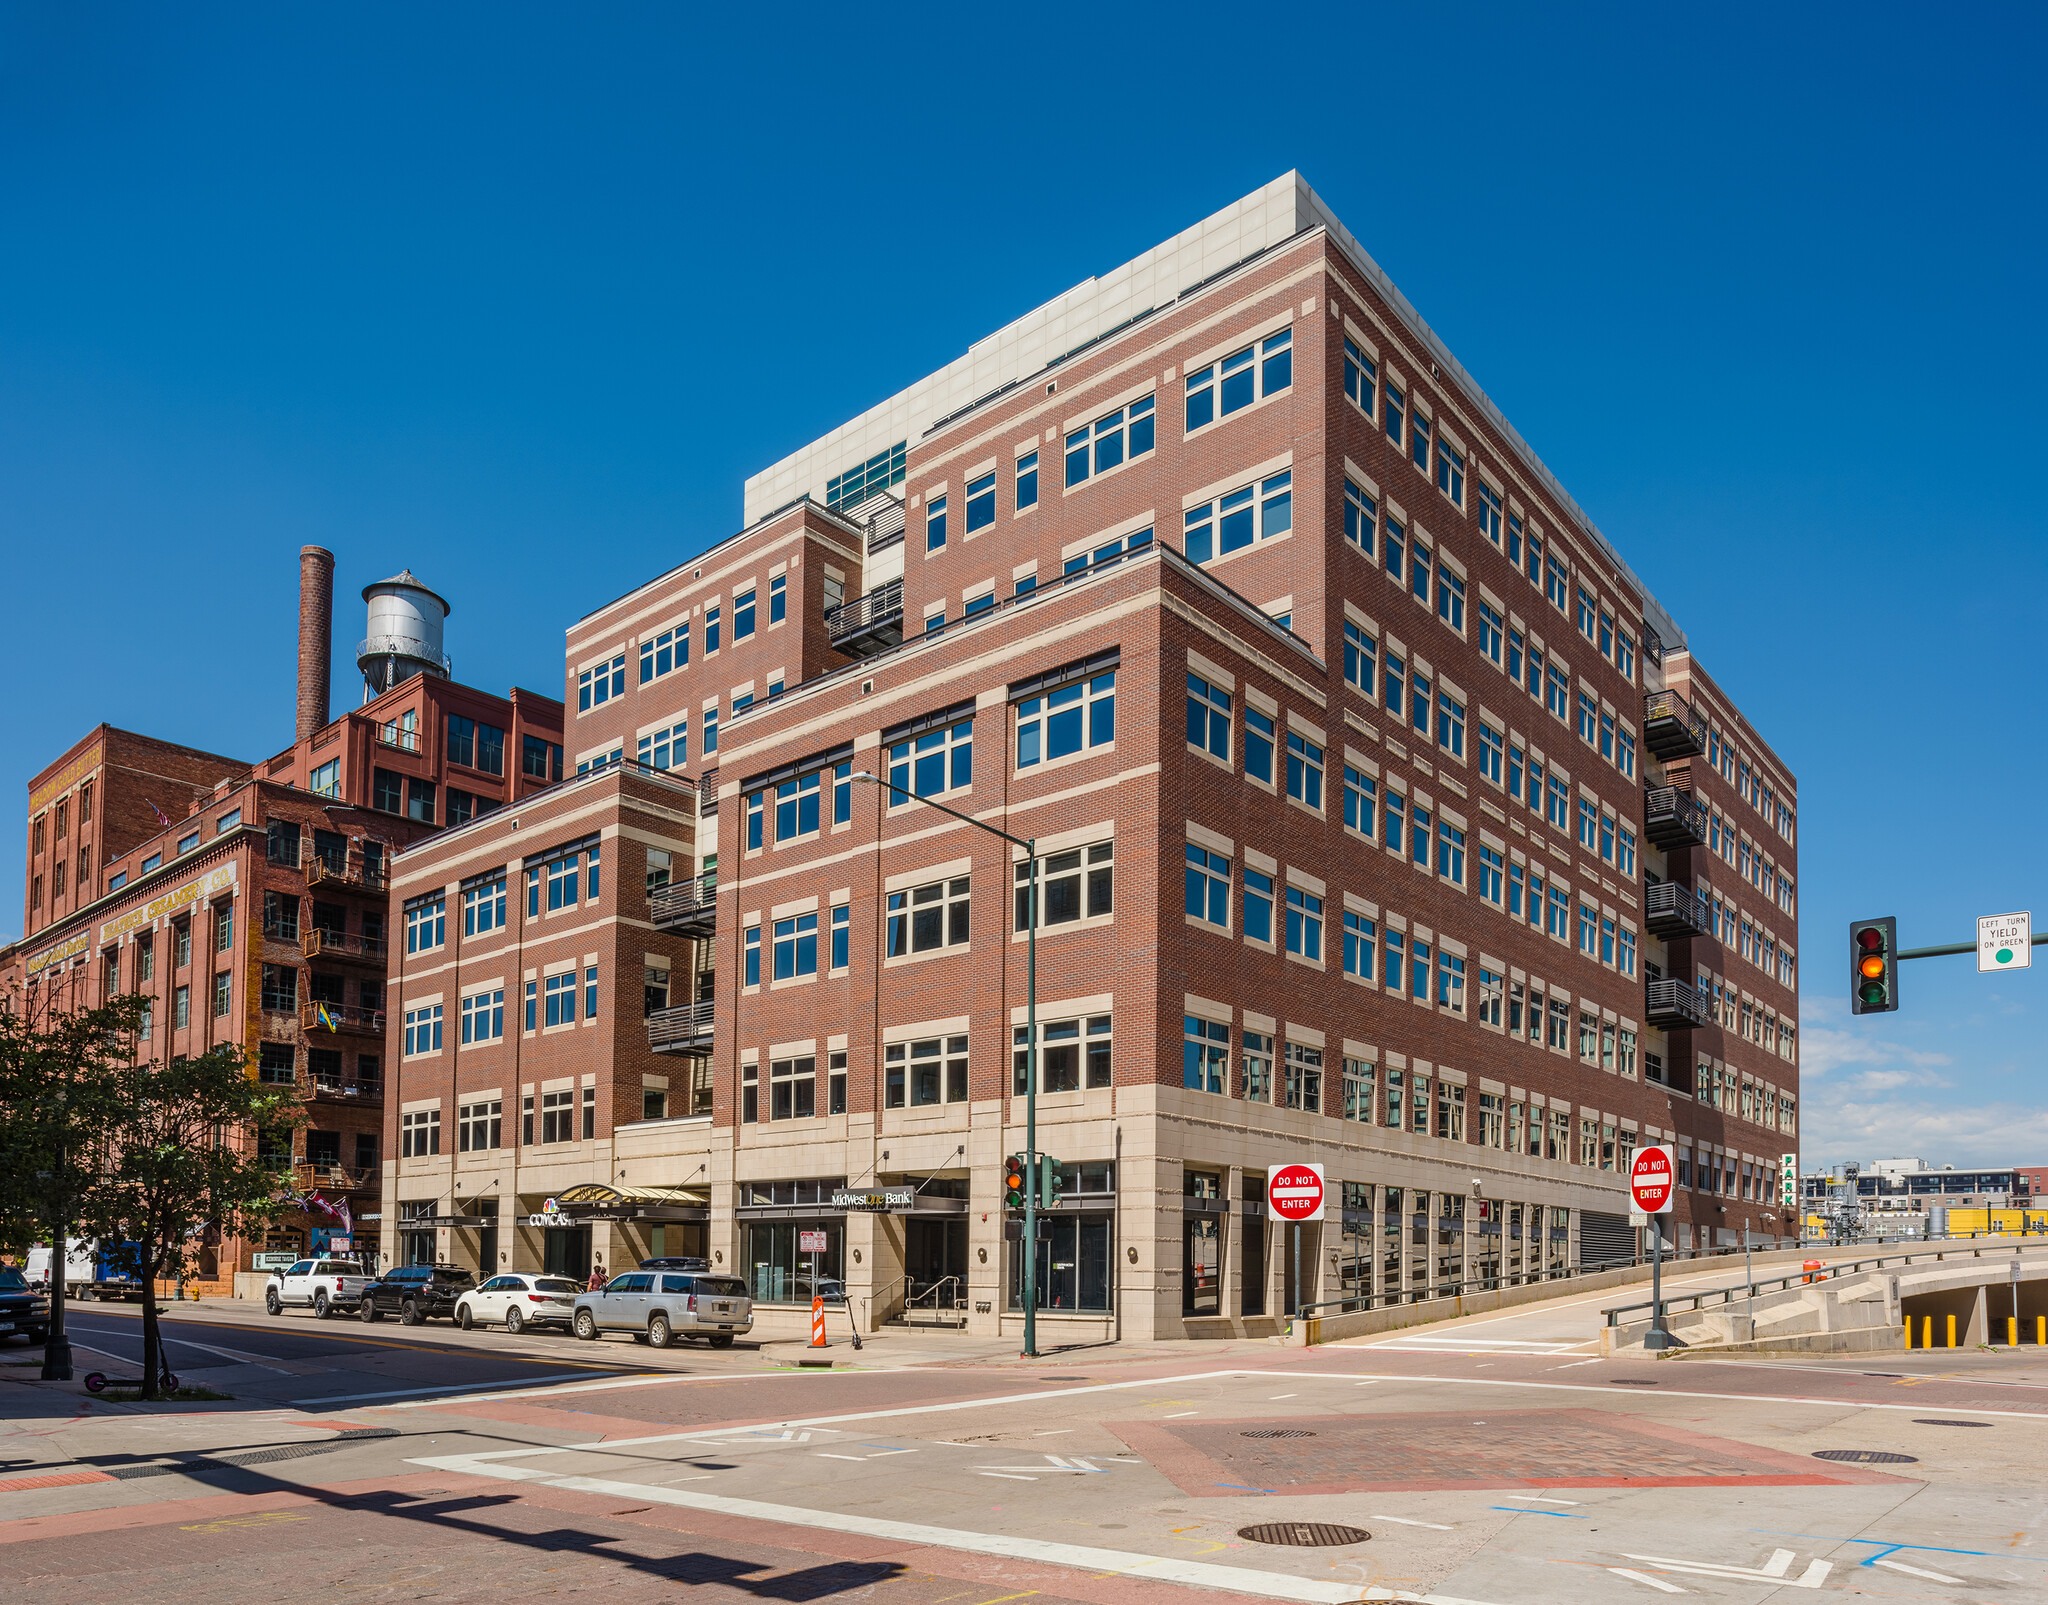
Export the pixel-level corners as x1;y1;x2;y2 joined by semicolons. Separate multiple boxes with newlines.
846;771;1035;854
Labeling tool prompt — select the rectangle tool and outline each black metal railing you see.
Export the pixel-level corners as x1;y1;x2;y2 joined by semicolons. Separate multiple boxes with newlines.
1644;879;1712;940
300;1001;387;1037
646;1000;715;1053
649;871;717;935
303;928;389;964
306;856;390;894
1643;786;1709;849
1642;690;1708;759
1645;977;1711;1030
825;579;904;650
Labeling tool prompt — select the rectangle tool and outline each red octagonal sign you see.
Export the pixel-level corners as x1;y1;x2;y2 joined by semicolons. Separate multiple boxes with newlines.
1268;1163;1326;1222
1630;1144;1676;1214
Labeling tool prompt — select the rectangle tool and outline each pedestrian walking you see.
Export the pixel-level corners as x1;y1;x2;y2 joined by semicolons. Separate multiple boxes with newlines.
587;1260;606;1292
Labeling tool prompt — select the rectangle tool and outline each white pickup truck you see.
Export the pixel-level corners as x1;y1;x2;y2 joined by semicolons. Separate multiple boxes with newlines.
263;1258;369;1318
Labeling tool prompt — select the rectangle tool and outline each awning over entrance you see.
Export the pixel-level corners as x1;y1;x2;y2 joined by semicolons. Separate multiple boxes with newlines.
553;1183;709;1222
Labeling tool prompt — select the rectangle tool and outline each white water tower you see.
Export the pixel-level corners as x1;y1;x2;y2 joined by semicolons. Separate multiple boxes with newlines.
357;569;453;700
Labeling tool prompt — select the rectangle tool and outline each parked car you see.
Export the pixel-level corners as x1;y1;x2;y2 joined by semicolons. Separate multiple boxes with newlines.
0;1266;50;1346
357;1264;477;1325
572;1268;752;1348
264;1258;369;1318
455;1273;582;1333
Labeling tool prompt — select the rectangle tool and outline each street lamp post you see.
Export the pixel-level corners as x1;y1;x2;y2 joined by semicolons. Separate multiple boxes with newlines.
848;772;1042;1358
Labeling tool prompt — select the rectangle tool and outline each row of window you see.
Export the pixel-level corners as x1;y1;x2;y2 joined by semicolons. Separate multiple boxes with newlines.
402;845;602;956
1706;727;1795;843
1698;974;1798;1064
402;1086;600;1157
1342;335;1640;686
740;844;1114;987
628;576;792;694
401;966;601;1059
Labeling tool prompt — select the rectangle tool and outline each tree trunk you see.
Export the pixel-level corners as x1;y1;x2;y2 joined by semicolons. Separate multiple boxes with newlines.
139;1238;162;1400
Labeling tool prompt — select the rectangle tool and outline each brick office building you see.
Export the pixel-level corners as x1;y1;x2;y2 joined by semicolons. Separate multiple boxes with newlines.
382;173;1800;1340
4;551;564;1289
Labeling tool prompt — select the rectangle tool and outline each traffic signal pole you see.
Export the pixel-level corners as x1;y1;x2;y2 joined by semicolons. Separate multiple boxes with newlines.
848;772;1039;1357
1896;932;2048;961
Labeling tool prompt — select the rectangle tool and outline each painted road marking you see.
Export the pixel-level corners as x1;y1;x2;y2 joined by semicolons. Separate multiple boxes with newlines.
1369;1515;1454;1530
1620;1548;1831;1589
405;1452;1510;1605
1606;1568;1685;1593
1502;1495;1582;1505
1872;1558;1964;1582
296;1371;610;1404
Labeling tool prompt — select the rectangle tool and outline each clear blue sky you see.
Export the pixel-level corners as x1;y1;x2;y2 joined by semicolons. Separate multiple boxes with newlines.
3;4;2042;1166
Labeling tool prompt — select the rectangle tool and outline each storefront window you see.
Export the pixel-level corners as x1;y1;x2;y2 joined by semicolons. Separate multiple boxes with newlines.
1008;1215;1110;1312
744;1220;843;1304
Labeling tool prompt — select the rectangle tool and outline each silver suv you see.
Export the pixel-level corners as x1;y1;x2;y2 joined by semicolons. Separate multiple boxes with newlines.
572;1269;753;1348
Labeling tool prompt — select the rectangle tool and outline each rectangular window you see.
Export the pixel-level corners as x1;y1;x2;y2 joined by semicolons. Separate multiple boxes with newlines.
1545;555;1569;612
1384;381;1404;448
733;586;757;641
1383;788;1405;854
770;1055;817;1120
775;772;821;842
586;966;599;1022
404;898;445;954
1410;534;1431;607
640;623;688;683
636;719;688;772
1285;731;1324;809
400;1109;441;1158
1578;902;1599;956
1282;1041;1321;1111
1383;928;1403;990
1548;885;1570;939
1187;674;1231;759
543;973;576;1027
524;980;536;1032
403;1004;443;1056
212;970;232;1017
925;496;948;551
1437;819;1465;884
1547;772;1570;830
773;912;819;980
1342;910;1376;981
1065;396;1155;488
460;988;505;1044
1411;411;1431;473
1242;707;1275;784
577;654;627;711
459;1099;502;1152
1343;479;1376;557
1182;470;1291;564
1436;440;1465;505
1341;622;1377;700
1015;841;1112;930
1343;335;1376;417
1478;844;1504;905
1241;1031;1273;1103
1242;866;1274;944
1185;328;1289;434
462;876;506;936
1015;451;1038;509
522;735;563;781
1475;601;1502;667
1184;844;1229;928
1384;519;1406;586
546;852;581;911
1183;1016;1228;1094
769;573;787;624
889;715;976;797
1014;1014;1111;1095
1436;691;1465;757
889;875;972;955
1617;825;1637;879
1576;586;1596;640
744;925;761;987
1342;764;1376;837
1016;672;1113;768
829;902;850;970
537;1089;575;1144
1284;885;1323;961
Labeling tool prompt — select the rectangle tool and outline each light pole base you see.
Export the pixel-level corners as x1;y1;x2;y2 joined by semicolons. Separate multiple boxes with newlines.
1642;1328;1685;1352
41;1338;74;1381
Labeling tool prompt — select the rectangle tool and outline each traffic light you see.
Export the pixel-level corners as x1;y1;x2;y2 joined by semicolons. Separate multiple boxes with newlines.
1003;1153;1029;1210
1039;1155;1066;1207
1850;916;1898;1014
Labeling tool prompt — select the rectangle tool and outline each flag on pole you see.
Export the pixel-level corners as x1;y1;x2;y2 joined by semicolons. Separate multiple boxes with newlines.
147;798;172;827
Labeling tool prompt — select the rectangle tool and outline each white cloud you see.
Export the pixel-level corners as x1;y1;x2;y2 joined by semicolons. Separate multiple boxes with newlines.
1799;1025;1952;1080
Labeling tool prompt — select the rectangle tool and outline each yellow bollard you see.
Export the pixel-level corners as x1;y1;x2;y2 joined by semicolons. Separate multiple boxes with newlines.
1947;1312;1958;1348
1923;1314;1934;1348
2038;1315;2046;1346
2009;1317;2019;1347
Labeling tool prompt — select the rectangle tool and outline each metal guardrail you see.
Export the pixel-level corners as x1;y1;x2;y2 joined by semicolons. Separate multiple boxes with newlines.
825;579;904;644
1603;1236;2048;1326
1642;689;1708;758
1298;1245;1712;1319
1643;785;1709;847
300;1001;387;1036
1644;879;1711;940
306;857;389;894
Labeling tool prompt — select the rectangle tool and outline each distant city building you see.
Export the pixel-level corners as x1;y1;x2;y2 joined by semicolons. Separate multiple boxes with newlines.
2;549;563;1287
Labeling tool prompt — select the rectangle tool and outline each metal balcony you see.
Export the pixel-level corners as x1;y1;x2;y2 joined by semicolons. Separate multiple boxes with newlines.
698;767;719;815
300;1001;387;1038
864;499;907;554
1644;978;1711;1031
1642;690;1708;760
303;928;389;966
649;871;717;939
647;1000;715;1056
306;856;390;894
1643;880;1712;941
826;579;904;656
309;1077;384;1106
1643;786;1709;849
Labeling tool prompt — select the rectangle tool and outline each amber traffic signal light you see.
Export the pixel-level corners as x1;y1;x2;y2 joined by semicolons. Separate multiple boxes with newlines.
1851;917;1898;1014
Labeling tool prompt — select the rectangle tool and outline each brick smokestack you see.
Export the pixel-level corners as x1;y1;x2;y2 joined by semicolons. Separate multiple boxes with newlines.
297;545;334;742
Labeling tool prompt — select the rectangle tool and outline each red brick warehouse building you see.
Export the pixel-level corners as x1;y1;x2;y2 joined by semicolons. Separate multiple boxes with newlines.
4;550;563;1290
384;173;1800;1342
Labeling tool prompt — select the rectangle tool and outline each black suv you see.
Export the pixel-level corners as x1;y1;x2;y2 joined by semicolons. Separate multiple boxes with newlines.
0;1266;50;1346
358;1264;476;1325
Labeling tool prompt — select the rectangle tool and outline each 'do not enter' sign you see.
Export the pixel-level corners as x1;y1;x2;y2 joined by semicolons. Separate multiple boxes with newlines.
1629;1145;1676;1215
1268;1163;1326;1222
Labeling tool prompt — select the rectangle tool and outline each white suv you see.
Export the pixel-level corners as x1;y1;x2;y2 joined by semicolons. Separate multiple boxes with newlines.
264;1258;369;1318
572;1269;753;1348
455;1274;583;1333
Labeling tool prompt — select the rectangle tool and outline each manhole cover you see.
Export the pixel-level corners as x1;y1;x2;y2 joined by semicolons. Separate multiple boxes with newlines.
1607;1378;1658;1386
1913;1419;1991;1428
1238;1523;1370;1547
1241;1429;1317;1439
1812;1449;1919;1464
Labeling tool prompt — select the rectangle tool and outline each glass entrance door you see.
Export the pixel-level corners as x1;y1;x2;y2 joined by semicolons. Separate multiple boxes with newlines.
544;1225;592;1279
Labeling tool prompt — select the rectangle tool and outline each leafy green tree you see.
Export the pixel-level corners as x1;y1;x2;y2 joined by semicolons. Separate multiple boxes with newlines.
80;1044;302;1397
0;987;140;1378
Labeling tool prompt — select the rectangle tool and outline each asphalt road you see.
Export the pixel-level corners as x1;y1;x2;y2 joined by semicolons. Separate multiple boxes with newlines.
8;1277;2047;1605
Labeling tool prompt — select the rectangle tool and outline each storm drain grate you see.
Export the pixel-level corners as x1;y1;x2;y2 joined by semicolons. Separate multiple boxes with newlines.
1241;1429;1317;1439
1812;1449;1919;1464
1606;1379;1659;1386
1912;1419;1991;1428
1238;1523;1370;1547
